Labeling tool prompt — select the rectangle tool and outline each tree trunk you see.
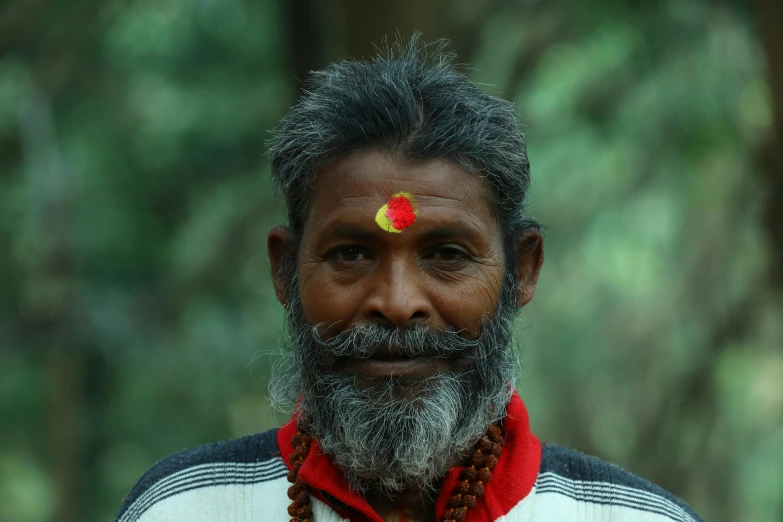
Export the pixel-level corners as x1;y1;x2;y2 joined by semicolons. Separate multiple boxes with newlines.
752;0;783;290
282;0;488;83
282;0;328;90
336;0;461;59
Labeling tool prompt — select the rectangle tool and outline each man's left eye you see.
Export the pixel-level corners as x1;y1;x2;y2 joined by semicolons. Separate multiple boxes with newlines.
430;247;468;262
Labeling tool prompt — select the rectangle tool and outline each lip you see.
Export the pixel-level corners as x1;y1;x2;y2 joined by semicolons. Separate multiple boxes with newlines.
343;356;442;378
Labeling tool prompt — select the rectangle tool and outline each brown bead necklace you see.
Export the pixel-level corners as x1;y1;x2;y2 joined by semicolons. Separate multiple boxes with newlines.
286;431;314;522
286;424;505;522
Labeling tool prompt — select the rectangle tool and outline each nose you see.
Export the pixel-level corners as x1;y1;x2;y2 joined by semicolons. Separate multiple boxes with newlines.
363;255;433;327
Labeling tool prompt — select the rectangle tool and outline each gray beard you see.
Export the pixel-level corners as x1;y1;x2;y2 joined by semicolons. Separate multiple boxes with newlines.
269;271;520;494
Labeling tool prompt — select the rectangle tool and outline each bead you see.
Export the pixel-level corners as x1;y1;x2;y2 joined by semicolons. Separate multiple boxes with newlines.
287;485;300;500
453;506;467;522
457;480;471;494
463;495;477;509
297;506;313;519
486;454;499;469
478;437;492;452
461;466;477;481
296;491;310;505
287;505;298;517
444;508;455;519
292;432;310;448
286;470;297;483
487;425;502;443
472;450;486;468
448;495;463;508
472;482;485;497
478;467;492;482
491;443;502;457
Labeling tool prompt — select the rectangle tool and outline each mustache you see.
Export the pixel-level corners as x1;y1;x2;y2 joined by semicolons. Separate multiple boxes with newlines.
306;322;481;359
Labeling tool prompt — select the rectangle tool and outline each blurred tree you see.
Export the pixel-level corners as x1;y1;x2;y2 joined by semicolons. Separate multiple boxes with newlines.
334;0;487;61
1;1;781;522
750;0;783;289
281;0;327;90
281;0;496;90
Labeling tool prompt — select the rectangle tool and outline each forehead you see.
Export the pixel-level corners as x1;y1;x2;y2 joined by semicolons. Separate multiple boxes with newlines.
305;150;498;229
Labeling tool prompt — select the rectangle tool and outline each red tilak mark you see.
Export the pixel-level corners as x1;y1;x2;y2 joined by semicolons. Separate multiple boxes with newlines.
386;195;417;230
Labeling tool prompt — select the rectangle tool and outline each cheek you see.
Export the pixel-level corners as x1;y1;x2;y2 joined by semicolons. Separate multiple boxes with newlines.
434;267;506;334
297;265;363;328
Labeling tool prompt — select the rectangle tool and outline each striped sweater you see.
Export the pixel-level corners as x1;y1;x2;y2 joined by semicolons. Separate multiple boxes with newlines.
117;393;704;522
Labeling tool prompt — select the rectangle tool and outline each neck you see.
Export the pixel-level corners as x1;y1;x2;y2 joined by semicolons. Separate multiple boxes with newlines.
363;451;469;522
365;488;435;522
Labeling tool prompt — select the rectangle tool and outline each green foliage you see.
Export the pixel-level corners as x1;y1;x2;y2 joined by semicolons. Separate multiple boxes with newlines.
474;2;782;520
1;1;781;521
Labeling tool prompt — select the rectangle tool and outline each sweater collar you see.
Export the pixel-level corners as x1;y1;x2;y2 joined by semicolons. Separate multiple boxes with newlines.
277;390;541;522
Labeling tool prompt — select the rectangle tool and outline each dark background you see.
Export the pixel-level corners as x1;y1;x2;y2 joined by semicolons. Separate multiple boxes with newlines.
1;1;782;521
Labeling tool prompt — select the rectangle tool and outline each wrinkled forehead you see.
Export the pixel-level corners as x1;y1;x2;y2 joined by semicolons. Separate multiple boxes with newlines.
304;151;500;229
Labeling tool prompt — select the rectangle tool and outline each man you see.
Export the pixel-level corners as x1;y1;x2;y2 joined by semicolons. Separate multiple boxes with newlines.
116;37;704;522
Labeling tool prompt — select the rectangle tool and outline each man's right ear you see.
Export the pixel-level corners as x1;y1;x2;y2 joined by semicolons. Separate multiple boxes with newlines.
267;225;298;306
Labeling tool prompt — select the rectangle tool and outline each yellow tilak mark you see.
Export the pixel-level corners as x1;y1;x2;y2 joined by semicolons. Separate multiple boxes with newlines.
374;204;400;233
375;191;417;233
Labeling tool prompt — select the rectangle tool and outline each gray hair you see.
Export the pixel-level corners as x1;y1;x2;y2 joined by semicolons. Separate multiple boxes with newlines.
267;34;539;270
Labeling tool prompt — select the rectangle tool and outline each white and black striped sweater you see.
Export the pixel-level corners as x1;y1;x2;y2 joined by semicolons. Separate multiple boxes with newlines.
117;393;704;522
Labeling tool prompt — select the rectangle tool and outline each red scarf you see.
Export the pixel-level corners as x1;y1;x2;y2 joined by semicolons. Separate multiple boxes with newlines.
277;391;541;522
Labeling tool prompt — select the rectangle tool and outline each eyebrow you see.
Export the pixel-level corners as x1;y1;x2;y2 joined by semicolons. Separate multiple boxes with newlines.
327;224;377;242
325;222;484;243
420;224;483;243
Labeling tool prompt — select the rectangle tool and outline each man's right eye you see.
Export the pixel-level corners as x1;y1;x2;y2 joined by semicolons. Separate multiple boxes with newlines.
335;247;366;262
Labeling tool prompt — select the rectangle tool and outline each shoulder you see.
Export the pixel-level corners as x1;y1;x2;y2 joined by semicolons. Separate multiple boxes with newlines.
536;443;704;522
116;428;288;522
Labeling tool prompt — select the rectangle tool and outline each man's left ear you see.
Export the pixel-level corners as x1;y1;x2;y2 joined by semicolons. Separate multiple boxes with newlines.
515;229;544;307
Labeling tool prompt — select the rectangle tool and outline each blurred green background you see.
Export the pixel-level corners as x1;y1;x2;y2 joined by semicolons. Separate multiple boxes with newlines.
2;1;783;521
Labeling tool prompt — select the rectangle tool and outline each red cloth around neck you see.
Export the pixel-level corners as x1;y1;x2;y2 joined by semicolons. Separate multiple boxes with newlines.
277;390;541;522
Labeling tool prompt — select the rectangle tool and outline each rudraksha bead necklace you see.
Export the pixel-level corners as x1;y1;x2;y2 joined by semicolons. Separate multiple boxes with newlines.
286;431;314;522
286;424;505;522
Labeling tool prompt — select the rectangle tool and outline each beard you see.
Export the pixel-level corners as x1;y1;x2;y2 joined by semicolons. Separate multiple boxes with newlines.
269;270;520;494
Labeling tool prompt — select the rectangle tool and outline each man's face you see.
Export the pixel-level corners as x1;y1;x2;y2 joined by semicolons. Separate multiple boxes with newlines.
296;150;507;382
268;150;536;493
